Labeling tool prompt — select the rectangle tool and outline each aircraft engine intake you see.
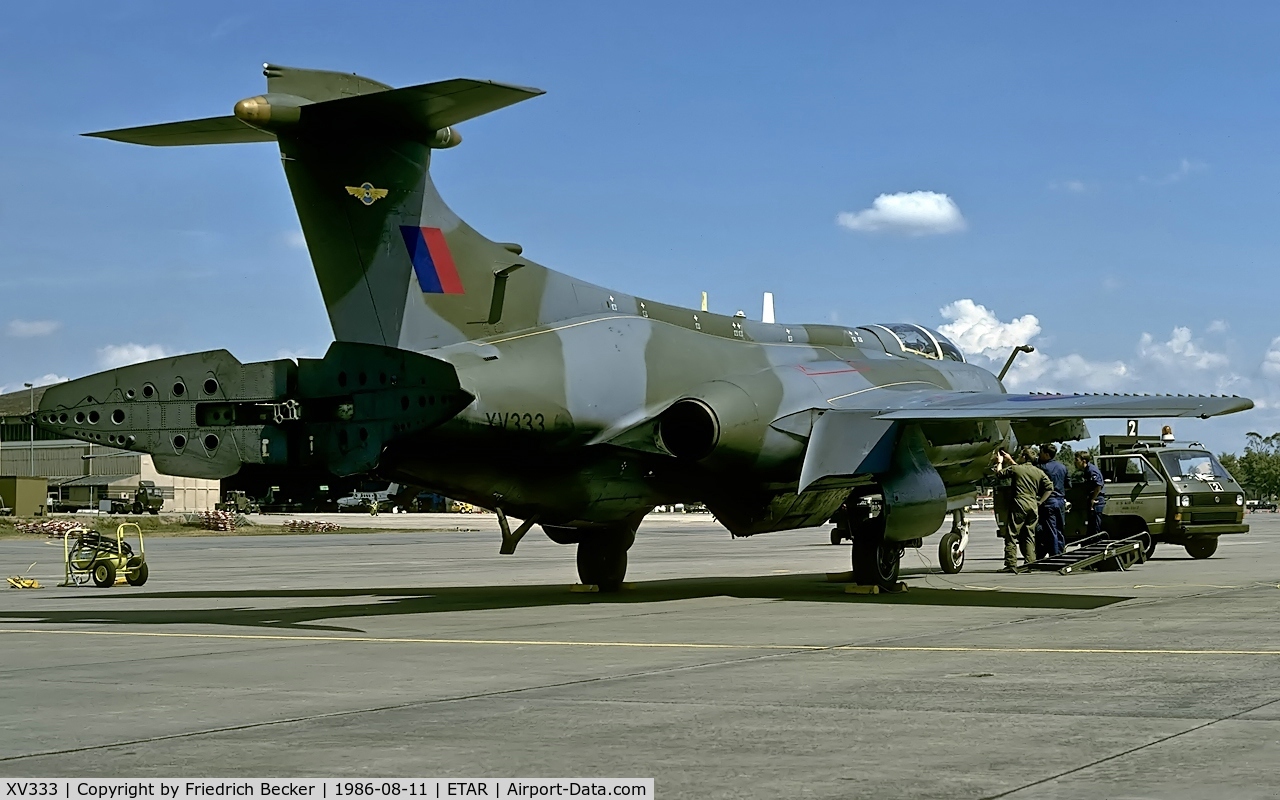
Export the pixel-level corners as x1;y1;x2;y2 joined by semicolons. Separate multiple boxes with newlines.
657;380;762;467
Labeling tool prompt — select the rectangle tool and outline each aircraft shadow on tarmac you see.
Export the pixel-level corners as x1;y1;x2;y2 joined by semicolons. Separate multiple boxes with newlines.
0;572;1130;633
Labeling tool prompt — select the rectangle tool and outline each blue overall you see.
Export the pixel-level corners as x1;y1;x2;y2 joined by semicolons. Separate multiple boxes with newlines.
1038;459;1069;556
1081;462;1106;537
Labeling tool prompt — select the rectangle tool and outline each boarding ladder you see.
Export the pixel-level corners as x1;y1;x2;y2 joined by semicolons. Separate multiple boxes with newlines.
1016;533;1145;575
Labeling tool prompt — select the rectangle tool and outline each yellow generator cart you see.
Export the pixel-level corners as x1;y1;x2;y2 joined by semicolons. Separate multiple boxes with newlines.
63;523;149;587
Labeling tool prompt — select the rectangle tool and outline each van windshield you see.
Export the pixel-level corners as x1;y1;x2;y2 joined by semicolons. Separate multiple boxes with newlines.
1158;450;1228;481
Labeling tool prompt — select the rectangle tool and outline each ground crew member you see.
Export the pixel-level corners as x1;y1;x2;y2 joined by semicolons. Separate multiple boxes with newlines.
1075;452;1106;537
1037;444;1069;556
996;447;1054;571
989;449;1015;545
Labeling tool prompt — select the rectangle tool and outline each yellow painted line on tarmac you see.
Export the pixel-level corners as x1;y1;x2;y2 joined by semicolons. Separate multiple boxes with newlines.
2;627;1280;657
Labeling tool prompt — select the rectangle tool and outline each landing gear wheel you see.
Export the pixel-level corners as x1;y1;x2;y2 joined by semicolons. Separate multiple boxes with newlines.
851;535;901;588
830;528;844;546
575;525;637;592
126;561;149;587
92;561;116;588
1185;536;1218;559
938;531;965;574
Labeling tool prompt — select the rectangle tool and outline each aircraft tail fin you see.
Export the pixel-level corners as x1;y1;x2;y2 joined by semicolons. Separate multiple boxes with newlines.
85;64;550;350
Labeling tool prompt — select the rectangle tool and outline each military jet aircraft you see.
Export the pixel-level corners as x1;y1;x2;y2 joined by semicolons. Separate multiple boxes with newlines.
33;64;1252;590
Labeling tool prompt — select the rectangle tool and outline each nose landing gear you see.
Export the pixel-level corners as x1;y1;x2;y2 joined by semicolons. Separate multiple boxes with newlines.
938;509;969;574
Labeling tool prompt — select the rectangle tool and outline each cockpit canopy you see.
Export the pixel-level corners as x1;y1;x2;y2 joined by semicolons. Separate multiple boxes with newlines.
861;323;965;362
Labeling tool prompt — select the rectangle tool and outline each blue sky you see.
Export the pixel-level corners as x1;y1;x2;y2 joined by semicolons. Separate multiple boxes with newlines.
2;2;1278;452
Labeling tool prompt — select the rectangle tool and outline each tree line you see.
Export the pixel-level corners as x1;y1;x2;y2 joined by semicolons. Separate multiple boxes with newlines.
1219;433;1280;501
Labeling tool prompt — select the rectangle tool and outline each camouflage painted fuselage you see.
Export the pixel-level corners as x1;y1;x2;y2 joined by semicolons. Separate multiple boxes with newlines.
392;308;1005;533
43;64;1248;548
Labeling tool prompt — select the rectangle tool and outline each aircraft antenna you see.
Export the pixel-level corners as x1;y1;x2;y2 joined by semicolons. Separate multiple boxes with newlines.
762;292;775;324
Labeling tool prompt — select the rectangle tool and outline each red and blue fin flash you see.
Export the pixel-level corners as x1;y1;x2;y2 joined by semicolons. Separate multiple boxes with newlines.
400;226;464;294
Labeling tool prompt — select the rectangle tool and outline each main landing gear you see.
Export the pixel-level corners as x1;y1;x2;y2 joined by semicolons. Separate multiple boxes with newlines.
541;520;638;593
837;501;971;589
838;496;902;590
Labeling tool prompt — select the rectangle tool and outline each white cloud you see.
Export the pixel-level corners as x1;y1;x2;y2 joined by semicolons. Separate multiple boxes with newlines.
1007;350;1130;393
938;299;1041;360
1138;327;1229;370
0;374;70;395
1050;180;1087;193
937;300;1125;390
837;191;967;236
1145;158;1207;186
1208;320;1229;334
97;343;169;369
938;300;1260;402
1262;337;1280;379
7;319;61;338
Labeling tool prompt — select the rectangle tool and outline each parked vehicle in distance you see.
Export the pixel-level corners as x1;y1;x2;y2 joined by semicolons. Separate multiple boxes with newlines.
1245;500;1278;512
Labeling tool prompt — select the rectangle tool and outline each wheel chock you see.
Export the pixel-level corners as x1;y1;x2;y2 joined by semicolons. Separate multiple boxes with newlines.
570;584;600;593
826;571;855;582
844;584;879;594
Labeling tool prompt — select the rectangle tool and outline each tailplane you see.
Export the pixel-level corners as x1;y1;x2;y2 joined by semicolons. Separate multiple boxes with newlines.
86;64;564;350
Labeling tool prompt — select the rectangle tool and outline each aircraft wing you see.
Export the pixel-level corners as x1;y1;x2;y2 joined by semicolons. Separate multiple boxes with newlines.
85;116;276;146
797;391;1252;492
871;392;1252;421
304;78;546;131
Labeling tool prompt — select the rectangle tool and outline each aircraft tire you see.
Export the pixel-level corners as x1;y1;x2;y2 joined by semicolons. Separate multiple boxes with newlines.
830;528;844;546
1185;536;1218;559
92;561;116;588
576;539;628;592
938;531;964;574
851;535;900;588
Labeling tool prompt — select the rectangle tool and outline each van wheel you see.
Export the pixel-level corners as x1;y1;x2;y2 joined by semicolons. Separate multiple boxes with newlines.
1185;537;1218;559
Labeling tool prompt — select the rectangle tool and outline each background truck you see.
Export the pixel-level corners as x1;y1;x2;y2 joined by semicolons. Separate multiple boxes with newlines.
101;481;164;515
217;490;260;514
1066;435;1247;560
